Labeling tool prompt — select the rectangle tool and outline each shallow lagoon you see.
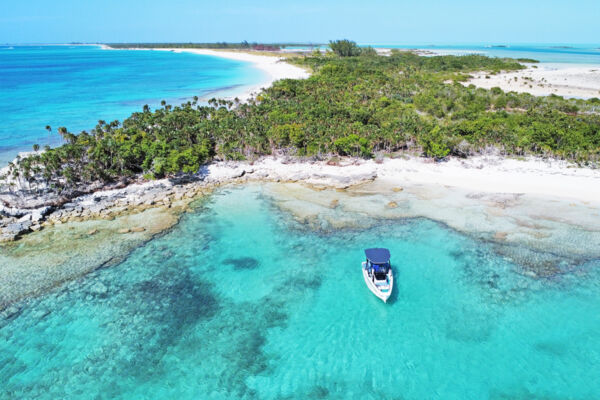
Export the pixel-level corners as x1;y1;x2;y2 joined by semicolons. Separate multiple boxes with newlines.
1;185;599;399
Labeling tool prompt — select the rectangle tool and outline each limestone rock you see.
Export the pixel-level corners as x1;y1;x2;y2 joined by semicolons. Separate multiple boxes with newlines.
35;205;52;218
3;221;32;236
18;214;32;223
0;232;18;242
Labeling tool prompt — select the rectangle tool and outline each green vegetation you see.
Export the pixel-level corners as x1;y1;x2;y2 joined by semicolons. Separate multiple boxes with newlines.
7;48;600;193
328;40;362;57
516;58;540;63
328;40;376;57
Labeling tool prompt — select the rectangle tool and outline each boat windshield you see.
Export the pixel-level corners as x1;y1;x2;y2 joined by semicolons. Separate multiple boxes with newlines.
370;262;390;273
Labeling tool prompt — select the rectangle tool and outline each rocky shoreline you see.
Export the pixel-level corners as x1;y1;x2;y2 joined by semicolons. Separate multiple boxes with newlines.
0;158;378;243
2;153;600;244
1;155;599;311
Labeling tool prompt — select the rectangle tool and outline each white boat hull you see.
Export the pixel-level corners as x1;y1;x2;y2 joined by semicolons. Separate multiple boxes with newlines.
362;262;393;303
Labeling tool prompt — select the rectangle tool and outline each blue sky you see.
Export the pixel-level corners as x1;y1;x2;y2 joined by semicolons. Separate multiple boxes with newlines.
1;0;599;44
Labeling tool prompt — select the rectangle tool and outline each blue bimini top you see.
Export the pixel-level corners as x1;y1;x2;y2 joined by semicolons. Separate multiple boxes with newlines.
364;248;391;264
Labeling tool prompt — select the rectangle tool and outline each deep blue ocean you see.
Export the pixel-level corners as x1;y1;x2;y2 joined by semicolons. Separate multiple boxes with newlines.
0;45;264;165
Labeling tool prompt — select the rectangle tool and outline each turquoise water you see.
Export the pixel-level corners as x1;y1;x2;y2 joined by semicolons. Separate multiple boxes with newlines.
371;44;600;65
291;43;600;65
1;185;599;399
0;45;264;165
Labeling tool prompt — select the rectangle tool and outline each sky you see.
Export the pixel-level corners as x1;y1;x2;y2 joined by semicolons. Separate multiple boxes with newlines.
1;0;599;45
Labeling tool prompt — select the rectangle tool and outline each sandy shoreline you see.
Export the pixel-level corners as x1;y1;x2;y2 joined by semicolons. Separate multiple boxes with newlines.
465;64;600;99
102;45;310;101
2;155;599;221
2;154;600;310
167;49;310;101
205;155;600;202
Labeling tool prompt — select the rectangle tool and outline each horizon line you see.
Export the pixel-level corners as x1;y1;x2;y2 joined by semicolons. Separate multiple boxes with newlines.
3;41;600;47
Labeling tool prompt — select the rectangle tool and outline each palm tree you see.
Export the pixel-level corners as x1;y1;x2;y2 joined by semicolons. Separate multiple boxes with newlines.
45;125;52;146
58;127;68;142
33;144;40;152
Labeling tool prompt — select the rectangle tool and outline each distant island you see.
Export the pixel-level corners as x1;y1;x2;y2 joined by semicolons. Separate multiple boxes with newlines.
107;41;325;52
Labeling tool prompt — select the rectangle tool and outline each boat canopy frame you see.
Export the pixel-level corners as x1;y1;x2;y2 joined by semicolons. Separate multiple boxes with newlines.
364;248;391;274
364;248;391;265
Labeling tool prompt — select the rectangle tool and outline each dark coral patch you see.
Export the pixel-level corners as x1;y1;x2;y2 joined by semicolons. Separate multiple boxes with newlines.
223;257;260;270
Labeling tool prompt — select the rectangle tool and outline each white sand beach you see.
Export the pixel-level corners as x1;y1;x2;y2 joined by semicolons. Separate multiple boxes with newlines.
465;64;600;99
203;155;600;204
159;49;310;101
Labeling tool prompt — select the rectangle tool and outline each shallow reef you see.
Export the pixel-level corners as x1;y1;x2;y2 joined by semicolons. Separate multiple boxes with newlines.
0;184;599;399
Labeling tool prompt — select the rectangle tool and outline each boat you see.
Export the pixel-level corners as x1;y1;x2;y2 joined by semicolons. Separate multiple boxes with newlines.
362;248;394;303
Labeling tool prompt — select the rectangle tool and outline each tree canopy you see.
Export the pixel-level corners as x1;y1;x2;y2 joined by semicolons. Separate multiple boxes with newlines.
328;40;363;57
5;49;600;194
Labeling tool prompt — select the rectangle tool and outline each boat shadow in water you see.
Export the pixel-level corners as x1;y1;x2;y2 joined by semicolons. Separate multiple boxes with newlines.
382;270;400;305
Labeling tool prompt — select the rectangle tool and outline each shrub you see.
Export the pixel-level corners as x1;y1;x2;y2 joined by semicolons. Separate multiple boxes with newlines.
329;40;362;57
